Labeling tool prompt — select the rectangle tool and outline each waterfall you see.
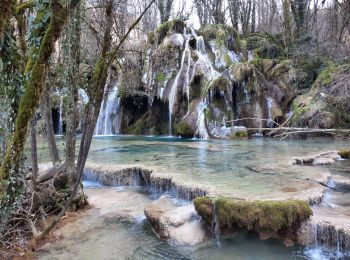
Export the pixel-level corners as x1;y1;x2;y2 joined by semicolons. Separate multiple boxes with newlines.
195;101;209;139
211;201;221;247
266;97;274;128
58;96;63;135
95;83;120;135
168;38;192;135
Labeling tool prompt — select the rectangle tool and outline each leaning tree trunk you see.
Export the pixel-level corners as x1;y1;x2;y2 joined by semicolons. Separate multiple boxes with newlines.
0;0;77;196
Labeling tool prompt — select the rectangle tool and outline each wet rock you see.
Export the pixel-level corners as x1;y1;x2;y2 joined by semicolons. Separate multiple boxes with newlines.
290;64;350;128
144;197;209;245
292;151;341;165
210;126;248;139
84;163;208;201
298;217;350;249
194;196;312;244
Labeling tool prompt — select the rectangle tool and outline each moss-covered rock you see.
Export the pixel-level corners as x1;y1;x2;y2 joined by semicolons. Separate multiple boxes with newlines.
194;197;312;234
338;150;350;159
153;19;186;46
198;24;241;52
202;76;231;97
230;62;254;83
244;35;284;59
193;196;213;224
215;198;312;232
125;113;149;135
290;63;350;128
175;120;194;137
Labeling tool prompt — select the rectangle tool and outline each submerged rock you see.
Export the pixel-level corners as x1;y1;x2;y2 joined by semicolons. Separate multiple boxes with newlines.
144;197;209;245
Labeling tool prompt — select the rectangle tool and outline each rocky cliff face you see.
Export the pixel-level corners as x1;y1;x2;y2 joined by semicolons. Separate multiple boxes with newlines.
77;20;349;138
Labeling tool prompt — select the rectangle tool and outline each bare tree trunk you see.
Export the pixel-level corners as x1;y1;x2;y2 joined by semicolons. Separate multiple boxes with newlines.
251;0;256;33
228;0;240;31
65;0;81;184
283;0;293;53
156;0;173;23
30;119;38;190
43;90;61;166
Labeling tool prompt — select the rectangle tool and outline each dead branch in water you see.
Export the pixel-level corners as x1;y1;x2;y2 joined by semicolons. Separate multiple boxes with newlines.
247;127;350;139
225;117;350;139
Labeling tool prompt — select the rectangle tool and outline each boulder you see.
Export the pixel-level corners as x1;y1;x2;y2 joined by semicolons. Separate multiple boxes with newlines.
144;196;209;245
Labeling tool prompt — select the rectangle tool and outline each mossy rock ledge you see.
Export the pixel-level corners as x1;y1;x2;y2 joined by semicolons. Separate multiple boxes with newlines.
194;197;312;245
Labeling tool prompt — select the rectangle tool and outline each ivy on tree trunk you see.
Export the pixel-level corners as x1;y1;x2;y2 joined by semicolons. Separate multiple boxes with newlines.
0;0;77;198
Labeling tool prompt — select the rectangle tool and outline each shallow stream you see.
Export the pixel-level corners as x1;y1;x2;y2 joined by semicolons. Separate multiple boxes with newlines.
35;136;350;259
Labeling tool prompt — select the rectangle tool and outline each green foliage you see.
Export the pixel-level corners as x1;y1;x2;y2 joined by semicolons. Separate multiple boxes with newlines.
0;27;24;153
27;0;51;64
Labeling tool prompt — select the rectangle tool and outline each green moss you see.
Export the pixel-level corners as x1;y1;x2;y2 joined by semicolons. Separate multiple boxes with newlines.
215;198;312;232
204;77;231;97
224;53;233;67
317;66;336;86
194;197;312;233
193;196;213;224
155;71;166;83
1;0;69;192
147;31;155;45
338;150;350;159
234;131;248;138
291;106;309;124
216;29;227;46
15;0;35;14
198;24;241;52
175;121;194;137
154;19;186;45
249;57;263;67
244;35;285;59
126;113;149;135
205;108;214;122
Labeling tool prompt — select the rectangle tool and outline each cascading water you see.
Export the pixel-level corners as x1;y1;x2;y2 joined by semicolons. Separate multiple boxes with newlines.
195;101;209;139
168;38;192;135
211;201;221;247
95;83;120;135
266;97;274;128
58;96;63;135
